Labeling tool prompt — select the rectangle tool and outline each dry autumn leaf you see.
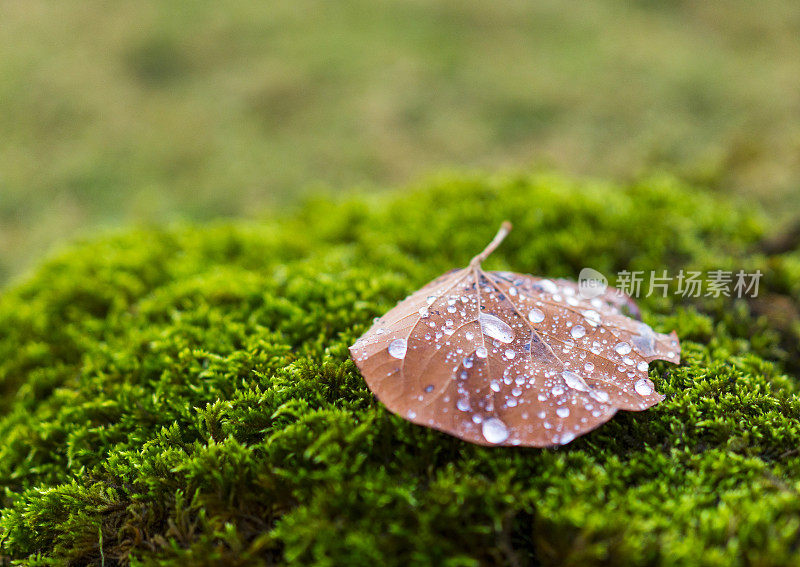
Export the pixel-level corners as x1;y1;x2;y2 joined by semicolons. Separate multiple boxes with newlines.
350;222;681;447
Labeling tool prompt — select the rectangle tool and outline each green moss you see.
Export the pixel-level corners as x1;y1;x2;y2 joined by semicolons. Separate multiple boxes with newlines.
0;173;799;566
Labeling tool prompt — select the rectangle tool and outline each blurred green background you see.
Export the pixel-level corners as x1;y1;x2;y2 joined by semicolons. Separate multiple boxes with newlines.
2;0;799;284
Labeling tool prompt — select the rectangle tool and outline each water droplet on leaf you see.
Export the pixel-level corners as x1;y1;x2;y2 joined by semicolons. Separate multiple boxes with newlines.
528;308;545;323
482;417;509;444
479;313;515;343
615;342;631;355
388;338;407;359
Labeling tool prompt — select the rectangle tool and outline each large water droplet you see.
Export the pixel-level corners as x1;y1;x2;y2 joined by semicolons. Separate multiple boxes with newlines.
536;279;559;294
505;349;516;359
482;417;509;444
479;313;515;344
556;407;570;418
590;390;610;403
582;309;601;326
615;342;631;355
570;325;586;339
388;338;407;359
634;378;653;396
559;431;576;445
475;346;488;358
528;308;545;324
562;370;589;392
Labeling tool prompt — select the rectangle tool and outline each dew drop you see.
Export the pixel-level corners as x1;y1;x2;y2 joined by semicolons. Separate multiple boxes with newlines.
465;331;475;341
457;399;470;412
556;407;570;418
528;308;545;324
590;390;610;403
475;346;488;359
634;378;654;396
479;313;515;343
562;370;589;392
490;381;501;392
424;385;434;393
559;432;576;445
537;279;559;294
637;361;648;372
582;310;601;326
571;325;586;339
388;338;407;359
482;417;509;444
419;307;429;318
505;349;516;359
584;362;595;372
615;342;631;355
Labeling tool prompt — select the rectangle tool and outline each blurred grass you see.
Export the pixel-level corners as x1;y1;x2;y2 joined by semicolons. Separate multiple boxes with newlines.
1;0;799;283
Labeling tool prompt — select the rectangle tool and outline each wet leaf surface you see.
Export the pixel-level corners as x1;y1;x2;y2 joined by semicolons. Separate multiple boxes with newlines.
350;223;680;446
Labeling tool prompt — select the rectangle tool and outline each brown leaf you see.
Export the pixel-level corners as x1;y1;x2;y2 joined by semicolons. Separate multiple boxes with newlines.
350;222;681;447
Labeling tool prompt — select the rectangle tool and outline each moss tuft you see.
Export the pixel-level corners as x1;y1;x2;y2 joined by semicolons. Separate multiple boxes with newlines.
0;173;799;565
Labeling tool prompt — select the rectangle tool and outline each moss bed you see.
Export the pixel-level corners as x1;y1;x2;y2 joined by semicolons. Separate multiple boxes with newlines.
1;173;799;566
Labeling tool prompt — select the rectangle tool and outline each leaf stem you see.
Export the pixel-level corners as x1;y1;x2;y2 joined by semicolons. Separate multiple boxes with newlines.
469;221;512;268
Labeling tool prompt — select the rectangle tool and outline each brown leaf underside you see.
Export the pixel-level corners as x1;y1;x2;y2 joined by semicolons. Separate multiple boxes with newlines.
350;226;680;447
